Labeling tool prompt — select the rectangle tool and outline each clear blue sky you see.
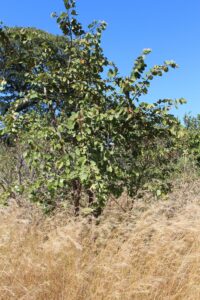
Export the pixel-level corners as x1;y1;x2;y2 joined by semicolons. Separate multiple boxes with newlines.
1;0;200;119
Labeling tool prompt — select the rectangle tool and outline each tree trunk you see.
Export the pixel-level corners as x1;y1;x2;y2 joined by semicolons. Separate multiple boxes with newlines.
87;189;94;205
73;179;81;216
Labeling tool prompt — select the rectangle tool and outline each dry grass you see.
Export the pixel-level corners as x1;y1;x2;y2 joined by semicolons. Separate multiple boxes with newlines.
1;179;200;299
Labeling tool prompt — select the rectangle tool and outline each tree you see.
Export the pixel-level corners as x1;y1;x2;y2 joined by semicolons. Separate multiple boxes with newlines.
0;0;185;215
0;25;68;115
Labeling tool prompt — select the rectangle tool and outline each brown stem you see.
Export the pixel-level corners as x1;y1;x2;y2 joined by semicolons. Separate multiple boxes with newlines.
72;179;81;216
87;189;94;205
17;155;24;186
110;195;126;213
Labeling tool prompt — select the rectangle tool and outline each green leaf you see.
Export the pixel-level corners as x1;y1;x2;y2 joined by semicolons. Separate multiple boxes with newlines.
143;48;152;55
71;9;78;16
156;190;162;197
107;165;113;173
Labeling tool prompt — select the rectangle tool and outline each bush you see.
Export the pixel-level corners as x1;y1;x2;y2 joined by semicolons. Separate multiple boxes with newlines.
184;114;200;167
0;142;31;203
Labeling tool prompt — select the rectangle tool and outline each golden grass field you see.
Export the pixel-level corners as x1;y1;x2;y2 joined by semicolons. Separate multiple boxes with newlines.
1;179;200;299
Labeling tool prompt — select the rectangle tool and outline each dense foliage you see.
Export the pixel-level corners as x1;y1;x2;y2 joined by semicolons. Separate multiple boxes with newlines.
0;26;68;115
183;114;200;167
0;0;187;215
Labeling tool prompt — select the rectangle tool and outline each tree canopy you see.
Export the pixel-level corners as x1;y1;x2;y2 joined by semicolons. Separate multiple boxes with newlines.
0;26;68;115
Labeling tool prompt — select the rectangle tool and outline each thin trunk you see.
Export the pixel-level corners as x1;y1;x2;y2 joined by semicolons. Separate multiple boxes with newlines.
87;189;94;205
17;155;24;186
73;179;81;216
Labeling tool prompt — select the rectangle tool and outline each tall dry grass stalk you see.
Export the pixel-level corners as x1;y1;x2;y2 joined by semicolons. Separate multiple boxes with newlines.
1;179;200;299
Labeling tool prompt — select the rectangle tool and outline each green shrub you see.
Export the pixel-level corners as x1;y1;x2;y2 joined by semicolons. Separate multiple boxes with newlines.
0;0;186;214
184;114;200;167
